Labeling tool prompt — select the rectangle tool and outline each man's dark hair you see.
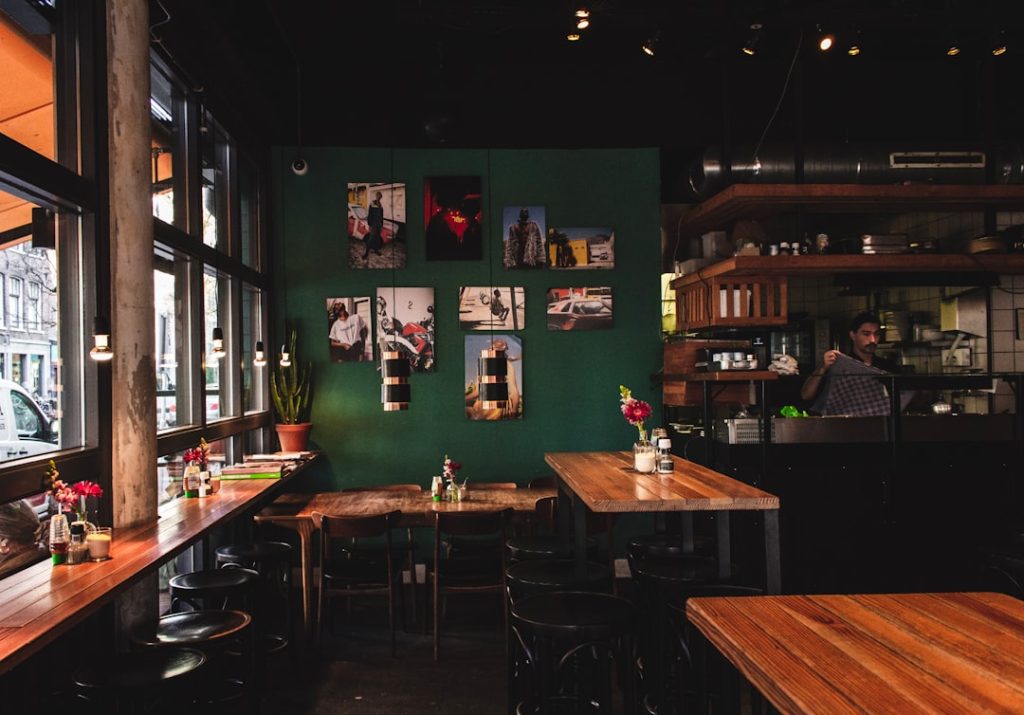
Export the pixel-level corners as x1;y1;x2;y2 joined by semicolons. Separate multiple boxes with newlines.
849;311;881;333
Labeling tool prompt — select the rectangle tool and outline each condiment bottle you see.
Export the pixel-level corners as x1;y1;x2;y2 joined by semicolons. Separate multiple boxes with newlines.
657;439;674;473
67;522;88;565
431;476;443;502
50;513;69;565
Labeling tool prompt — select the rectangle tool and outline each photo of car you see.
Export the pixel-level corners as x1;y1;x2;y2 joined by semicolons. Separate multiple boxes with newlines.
347;203;404;244
546;293;613;331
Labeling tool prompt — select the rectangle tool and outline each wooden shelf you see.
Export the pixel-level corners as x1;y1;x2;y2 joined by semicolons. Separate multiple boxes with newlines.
679;183;1024;235
671;254;1024;289
674;371;779;382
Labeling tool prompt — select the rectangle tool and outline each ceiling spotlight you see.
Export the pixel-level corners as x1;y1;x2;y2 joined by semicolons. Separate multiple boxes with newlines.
574;5;589;19
566;31;581;42
992;30;1007;56
846;29;861;56
742;23;763;56
947;40;961;56
817;24;834;52
641;33;660;57
576;16;590;30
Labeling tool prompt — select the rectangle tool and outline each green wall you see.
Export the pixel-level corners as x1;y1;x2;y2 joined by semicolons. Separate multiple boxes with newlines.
270;147;662;492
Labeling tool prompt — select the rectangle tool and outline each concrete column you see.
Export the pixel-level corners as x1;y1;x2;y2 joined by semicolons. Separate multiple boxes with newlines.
107;0;156;532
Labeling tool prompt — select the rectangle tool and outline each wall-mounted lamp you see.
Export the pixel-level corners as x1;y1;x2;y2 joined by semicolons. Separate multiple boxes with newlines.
381;350;411;411
279;344;292;368
89;316;113;362
478;346;508;410
211;327;226;359
253;340;267;367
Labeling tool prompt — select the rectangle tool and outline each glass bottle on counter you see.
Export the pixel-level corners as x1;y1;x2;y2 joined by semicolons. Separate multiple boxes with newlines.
49;513;68;565
67;522;88;565
657;438;674;473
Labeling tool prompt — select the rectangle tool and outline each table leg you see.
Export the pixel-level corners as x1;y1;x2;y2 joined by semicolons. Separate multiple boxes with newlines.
296;520;316;636
716;512;731;581
681;513;695;553
763;509;781;594
556;475;572;542
573;494;587;580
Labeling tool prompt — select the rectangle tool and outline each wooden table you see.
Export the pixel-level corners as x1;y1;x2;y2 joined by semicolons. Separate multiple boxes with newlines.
255;487;556;635
544;451;781;592
687;592;1024;714
0;466;305;676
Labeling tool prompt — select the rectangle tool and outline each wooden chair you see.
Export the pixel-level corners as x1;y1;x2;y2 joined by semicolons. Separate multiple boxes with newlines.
429;508;512;660
527;475;556;489
343;484;421;624
312;510;402;655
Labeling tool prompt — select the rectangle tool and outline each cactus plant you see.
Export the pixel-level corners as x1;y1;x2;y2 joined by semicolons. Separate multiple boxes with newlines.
270;328;312;424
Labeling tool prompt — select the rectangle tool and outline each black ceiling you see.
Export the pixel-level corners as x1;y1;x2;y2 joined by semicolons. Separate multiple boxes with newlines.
152;0;1024;155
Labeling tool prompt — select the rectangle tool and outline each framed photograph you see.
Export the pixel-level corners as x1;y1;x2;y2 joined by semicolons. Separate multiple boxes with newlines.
424;176;482;261
546;287;613;331
464;334;523;421
347;182;407;269
376;287;435;372
548;227;615;269
458;286;526;331
326;297;373;362
502;206;547;269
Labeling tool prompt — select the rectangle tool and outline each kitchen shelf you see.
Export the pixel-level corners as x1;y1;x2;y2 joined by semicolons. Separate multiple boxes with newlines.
678;183;1024;235
673;371;779;382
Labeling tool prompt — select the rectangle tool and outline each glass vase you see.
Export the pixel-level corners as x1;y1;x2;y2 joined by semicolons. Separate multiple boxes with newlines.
633;432;656;473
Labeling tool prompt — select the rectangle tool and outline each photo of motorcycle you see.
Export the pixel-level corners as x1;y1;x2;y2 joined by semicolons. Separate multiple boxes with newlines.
376;290;436;372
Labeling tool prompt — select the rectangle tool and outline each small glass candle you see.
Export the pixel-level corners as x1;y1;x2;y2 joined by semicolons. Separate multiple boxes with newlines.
86;527;112;561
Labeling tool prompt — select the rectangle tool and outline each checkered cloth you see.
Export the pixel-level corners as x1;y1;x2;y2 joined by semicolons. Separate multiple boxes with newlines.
818;354;891;416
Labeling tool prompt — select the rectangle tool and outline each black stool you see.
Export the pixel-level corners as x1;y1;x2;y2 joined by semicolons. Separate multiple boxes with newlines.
168;567;260;613
510;591;636;715
73;647;206;714
505;535;600;564
626;533;714;565
131;610;255;712
506;559;613;604
216;541;293;655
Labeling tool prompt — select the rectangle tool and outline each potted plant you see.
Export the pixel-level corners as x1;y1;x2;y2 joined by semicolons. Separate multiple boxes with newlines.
271;328;313;451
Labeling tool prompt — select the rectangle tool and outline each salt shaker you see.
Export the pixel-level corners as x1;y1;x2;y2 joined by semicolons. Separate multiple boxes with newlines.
657;439;674;473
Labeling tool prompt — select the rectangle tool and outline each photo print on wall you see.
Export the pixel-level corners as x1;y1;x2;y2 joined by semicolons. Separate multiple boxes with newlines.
548;227;615;269
326;297;373;362
545;287;613;331
465;334;523;421
502;206;547;269
424;176;482;260
458;286;526;331
347;182;407;269
376;286;435;372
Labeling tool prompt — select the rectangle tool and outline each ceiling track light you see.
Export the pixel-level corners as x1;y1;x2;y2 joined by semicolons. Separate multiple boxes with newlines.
992;30;1007;56
742;23;763;56
89;316;113;362
816;24;834;52
253;340;267;367
211;326;226;359
641;32;660;57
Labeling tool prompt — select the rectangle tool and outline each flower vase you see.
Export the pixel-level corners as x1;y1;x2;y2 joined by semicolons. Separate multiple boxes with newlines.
72;495;96;534
633;431;656;473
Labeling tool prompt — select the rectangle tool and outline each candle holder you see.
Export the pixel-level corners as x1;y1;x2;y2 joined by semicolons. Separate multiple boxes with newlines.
86;527;112;561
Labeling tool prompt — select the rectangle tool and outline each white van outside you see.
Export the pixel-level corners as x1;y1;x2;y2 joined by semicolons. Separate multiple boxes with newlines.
0;379;58;460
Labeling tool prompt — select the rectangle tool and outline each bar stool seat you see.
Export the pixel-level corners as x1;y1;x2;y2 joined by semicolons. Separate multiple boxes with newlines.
505;534;599;563
131;609;252;648
169;567;261;612
506;559;612;604
215;540;292;568
73;647;206;711
510;591;636;715
626;533;714;564
216;541;294;656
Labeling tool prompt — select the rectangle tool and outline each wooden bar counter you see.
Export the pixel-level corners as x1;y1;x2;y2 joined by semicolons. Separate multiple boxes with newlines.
0;464;308;675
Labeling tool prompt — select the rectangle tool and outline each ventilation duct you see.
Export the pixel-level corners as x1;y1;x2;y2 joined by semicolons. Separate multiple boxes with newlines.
687;143;1024;199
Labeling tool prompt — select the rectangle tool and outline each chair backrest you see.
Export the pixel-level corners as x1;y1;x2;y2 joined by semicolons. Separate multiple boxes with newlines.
533;496;557;535
343;484;422;492
528;475;556;489
313;510;401;539
435;508;512;537
472;481;518;490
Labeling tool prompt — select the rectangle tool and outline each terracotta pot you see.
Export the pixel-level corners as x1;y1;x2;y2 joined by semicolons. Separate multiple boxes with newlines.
275;422;312;452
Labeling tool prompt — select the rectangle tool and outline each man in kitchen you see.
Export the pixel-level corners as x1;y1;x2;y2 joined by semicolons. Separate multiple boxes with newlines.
800;311;898;416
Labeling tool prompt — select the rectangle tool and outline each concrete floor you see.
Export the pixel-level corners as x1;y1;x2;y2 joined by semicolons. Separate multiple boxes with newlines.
260;594;509;714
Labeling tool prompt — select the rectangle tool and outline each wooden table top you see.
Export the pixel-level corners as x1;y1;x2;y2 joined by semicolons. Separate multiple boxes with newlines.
255;487;556;528
544;451;779;513
0;466;305;675
687;592;1024;714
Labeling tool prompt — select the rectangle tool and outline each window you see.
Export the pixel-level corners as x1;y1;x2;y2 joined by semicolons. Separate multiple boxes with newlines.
25;281;40;331
0;7;56;160
150;60;186;228
200;110;229;253
154;247;191;431
7;278;22;329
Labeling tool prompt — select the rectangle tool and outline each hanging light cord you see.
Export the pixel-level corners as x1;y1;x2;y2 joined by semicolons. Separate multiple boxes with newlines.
751;30;803;168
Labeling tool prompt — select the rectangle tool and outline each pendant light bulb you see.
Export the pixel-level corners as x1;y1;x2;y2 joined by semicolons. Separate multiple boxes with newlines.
89;316;113;362
253;340;267;367
478;346;509;410
279;344;292;368
211;326;226;359
381;350;411;411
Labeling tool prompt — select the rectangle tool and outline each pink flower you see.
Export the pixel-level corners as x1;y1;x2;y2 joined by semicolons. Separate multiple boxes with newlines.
618;384;653;439
72;480;103;498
